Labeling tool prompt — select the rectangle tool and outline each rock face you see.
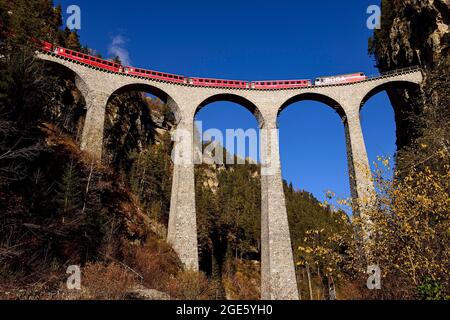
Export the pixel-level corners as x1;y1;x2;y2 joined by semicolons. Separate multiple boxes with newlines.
371;0;450;151
103;93;174;168
127;286;172;300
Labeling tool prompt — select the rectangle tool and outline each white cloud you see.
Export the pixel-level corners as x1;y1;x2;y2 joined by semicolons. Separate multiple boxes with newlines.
108;34;131;65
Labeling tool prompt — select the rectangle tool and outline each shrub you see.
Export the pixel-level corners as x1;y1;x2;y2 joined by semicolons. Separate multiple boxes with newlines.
123;237;181;291
79;262;136;300
165;270;217;300
222;260;260;300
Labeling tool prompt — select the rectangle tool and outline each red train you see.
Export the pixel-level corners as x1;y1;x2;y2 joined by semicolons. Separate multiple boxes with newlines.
39;41;366;89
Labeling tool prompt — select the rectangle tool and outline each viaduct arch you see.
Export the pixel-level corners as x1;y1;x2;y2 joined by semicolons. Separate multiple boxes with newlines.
37;50;423;300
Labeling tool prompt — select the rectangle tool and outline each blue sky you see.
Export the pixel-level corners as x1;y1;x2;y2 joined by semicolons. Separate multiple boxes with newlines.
56;0;395;204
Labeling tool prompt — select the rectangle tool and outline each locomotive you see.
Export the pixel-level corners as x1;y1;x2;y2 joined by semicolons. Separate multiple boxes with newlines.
39;41;366;89
314;72;367;85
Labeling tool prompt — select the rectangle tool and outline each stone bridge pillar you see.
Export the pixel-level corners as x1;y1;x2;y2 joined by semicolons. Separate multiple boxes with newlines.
260;118;299;300
343;108;376;242
80;90;110;160
167;119;199;271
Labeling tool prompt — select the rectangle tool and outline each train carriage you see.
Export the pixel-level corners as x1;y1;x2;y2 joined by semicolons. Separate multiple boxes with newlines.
189;77;250;89
252;79;311;89
123;67;186;83
53;46;122;73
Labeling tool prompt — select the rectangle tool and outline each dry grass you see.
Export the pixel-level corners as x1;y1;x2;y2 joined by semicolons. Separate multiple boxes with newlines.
165;270;218;300
222;260;260;300
77;262;136;300
123;237;181;291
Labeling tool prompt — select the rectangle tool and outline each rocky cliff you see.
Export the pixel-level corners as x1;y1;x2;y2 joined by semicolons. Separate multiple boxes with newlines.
372;0;449;70
370;0;450;154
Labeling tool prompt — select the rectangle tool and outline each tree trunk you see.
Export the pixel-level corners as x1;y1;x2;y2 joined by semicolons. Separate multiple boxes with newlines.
306;262;313;300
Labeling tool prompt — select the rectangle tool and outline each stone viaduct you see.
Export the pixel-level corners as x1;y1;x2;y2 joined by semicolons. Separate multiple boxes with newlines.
37;50;423;300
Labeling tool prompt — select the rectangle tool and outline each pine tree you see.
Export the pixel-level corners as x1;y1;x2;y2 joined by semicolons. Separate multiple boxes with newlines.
65;29;81;50
54;161;82;218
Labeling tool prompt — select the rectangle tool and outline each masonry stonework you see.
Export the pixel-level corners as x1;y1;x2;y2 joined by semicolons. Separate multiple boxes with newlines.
37;51;423;300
